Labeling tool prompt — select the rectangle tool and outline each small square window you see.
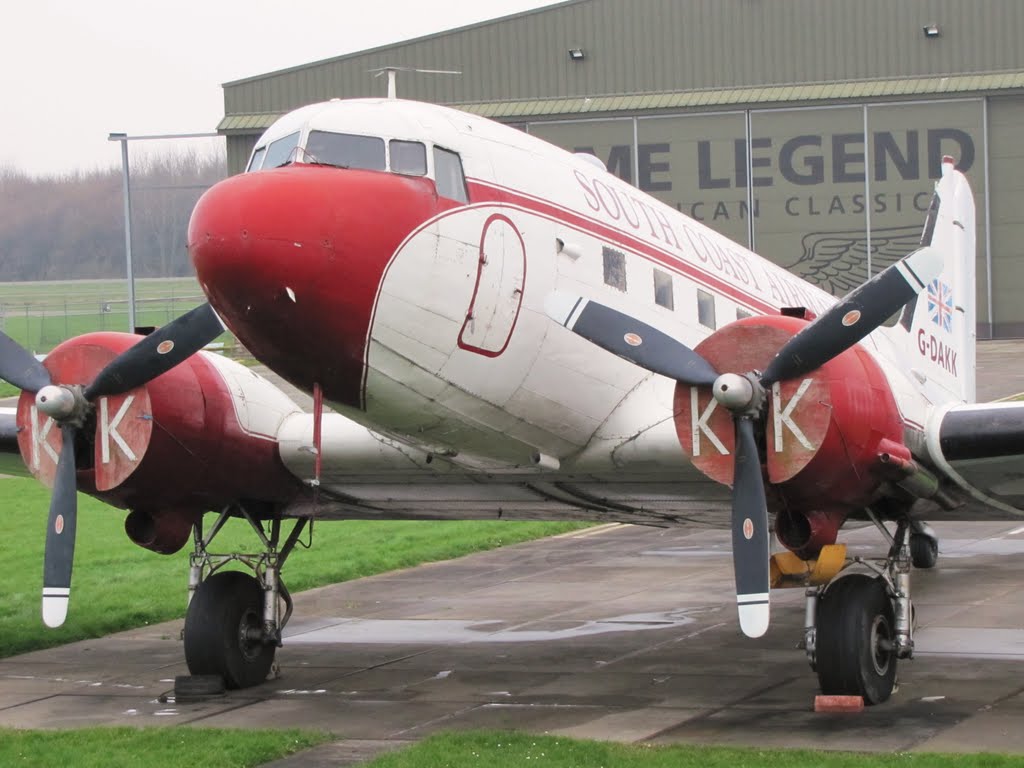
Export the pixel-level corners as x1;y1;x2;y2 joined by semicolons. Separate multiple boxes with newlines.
653;269;674;310
391;140;427;175
736;308;752;320
697;289;716;329
603;247;627;292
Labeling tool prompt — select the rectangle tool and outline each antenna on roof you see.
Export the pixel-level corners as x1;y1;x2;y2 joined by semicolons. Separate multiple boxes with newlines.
369;66;462;99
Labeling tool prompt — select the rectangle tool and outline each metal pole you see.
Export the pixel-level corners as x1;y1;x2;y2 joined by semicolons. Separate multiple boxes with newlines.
111;134;136;332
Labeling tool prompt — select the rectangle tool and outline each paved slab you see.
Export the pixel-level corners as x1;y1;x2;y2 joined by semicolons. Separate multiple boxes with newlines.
1;341;1023;766
4;521;1024;760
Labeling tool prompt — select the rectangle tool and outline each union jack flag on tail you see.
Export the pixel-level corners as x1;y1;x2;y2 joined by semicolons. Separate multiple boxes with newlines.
927;279;953;333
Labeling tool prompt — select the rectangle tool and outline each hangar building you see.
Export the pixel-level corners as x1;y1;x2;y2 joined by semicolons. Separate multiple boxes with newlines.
217;0;1024;338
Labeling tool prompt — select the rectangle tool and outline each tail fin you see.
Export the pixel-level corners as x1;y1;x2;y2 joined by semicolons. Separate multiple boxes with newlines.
900;157;977;404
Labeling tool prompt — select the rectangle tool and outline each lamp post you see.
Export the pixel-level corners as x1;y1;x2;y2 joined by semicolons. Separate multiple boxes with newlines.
107;131;220;333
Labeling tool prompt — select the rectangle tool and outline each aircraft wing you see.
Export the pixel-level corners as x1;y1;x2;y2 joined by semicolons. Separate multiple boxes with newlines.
924;401;1024;516
0;406;29;478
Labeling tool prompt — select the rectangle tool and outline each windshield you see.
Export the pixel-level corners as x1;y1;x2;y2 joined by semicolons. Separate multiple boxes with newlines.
305;131;385;170
262;132;301;170
247;146;267;172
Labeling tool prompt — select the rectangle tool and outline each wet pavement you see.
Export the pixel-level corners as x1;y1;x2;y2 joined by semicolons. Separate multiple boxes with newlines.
4;521;1024;759
1;341;1024;763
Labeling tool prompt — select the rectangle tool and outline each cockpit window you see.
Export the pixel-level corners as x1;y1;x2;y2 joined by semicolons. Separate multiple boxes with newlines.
262;132;301;170
247;146;267;172
390;140;427;176
433;146;468;203
306;131;385;171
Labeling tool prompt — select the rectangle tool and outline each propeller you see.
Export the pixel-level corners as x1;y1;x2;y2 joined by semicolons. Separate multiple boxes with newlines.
545;244;944;638
0;302;225;627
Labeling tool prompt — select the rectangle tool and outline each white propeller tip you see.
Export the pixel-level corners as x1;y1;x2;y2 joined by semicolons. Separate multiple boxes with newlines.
737;598;769;638
42;589;69;628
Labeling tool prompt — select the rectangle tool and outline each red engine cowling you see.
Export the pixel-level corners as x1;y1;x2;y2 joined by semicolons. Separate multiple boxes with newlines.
673;315;906;559
16;333;305;554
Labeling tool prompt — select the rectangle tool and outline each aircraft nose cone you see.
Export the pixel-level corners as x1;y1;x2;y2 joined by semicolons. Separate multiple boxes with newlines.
188;166;442;407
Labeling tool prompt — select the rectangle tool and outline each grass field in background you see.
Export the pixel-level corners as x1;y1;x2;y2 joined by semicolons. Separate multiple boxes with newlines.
0;727;329;768
0;477;588;658
0;278;206;354
367;731;1023;768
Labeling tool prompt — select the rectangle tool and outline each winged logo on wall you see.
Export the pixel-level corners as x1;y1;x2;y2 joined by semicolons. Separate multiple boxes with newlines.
785;226;924;296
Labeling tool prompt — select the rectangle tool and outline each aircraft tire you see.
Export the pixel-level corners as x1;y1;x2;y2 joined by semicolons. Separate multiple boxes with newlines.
910;533;939;570
815;574;897;705
183;570;276;689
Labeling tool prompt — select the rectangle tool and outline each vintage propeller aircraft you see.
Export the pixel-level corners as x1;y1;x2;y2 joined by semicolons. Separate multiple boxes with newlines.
1;97;1020;705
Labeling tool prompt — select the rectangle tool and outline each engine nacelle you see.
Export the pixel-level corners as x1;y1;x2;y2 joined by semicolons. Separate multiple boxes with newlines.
673;315;907;559
16;332;306;553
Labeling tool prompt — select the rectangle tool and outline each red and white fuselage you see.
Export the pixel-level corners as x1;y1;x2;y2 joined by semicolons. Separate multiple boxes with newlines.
186;98;980;529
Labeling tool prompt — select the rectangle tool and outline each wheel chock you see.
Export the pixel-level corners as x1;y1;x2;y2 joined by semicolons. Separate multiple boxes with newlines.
173;674;226;704
814;694;864;712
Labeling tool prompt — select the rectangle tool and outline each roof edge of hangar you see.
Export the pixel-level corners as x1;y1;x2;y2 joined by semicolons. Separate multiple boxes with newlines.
218;69;1024;134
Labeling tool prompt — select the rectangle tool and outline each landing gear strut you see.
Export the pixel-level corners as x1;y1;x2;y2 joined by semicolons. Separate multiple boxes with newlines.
182;504;309;689
804;517;919;705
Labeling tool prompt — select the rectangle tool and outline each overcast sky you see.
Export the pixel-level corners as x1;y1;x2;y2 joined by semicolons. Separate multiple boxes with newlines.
1;0;557;177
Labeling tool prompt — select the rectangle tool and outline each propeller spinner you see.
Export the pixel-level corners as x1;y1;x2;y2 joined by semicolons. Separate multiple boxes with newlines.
0;302;224;627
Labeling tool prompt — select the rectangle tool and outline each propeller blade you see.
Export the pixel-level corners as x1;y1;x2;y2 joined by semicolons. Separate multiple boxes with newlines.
42;425;78;628
0;332;51;393
731;416;771;638
84;303;225;400
545;292;720;386
761;245;944;386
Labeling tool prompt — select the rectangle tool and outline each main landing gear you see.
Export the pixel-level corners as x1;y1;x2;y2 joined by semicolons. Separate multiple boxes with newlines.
182;504;309;689
802;517;938;705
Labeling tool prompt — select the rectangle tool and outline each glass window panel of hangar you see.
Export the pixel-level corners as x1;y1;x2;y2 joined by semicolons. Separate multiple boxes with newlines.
867;100;988;328
747;106;866;298
528;119;635;185
636;112;750;247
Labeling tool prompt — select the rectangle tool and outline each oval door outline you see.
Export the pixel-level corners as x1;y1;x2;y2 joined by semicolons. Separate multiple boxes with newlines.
457;213;526;358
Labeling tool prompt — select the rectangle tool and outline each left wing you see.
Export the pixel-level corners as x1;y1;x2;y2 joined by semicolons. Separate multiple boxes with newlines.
0;406;28;478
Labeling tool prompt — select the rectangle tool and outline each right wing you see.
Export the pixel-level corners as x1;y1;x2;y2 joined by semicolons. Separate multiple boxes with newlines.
925;401;1024;516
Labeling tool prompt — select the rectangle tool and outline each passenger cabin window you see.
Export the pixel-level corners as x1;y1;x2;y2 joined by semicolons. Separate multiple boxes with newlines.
306;131;385;171
653;269;674;310
736;308;752;320
247;146;267;172
390;140;427;176
434;146;469;203
603;246;627;292
262;132;301;170
697;289;717;329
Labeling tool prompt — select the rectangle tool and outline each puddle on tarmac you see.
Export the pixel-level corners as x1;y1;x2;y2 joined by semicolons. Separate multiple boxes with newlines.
284;609;697;645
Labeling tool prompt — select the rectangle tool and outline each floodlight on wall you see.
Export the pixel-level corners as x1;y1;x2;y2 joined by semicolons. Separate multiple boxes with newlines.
568;48;586;61
923;24;941;38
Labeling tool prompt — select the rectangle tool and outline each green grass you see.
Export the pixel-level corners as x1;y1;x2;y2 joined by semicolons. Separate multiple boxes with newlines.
0;727;329;768
366;731;1023;768
0;477;588;657
0;278;206;354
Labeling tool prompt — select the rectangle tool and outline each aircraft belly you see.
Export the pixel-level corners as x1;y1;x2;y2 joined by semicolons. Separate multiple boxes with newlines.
305;476;730;525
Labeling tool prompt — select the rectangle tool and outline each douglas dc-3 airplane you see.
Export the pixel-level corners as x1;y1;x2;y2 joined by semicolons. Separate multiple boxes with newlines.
1;97;1022;705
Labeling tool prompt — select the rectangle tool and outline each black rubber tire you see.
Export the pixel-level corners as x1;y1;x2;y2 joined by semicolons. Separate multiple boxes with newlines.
816;574;897;705
183;571;275;689
910;533;939;570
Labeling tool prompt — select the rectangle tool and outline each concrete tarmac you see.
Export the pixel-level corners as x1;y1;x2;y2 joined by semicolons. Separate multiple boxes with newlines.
1;340;1024;763
4;521;1024;760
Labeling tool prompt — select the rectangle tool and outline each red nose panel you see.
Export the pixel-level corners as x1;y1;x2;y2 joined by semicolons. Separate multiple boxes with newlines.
189;166;454;408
